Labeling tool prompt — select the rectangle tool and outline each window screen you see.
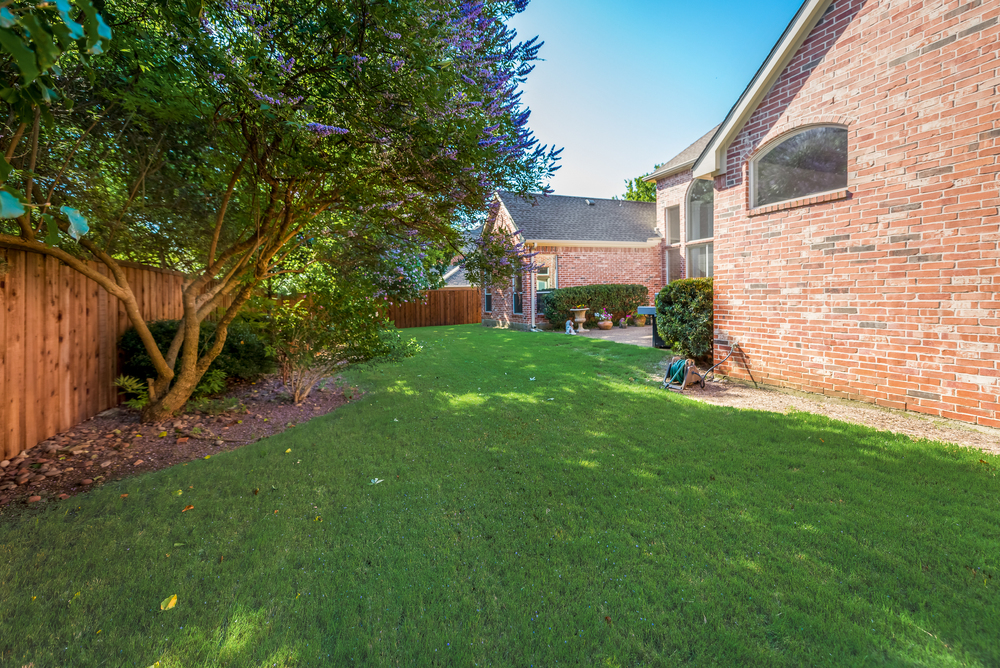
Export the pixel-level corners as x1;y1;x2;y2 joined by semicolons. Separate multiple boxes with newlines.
666;206;680;244
687;180;714;241
688;243;713;278
754;126;847;207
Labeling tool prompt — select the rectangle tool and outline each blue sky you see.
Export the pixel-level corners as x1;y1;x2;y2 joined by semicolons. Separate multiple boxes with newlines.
508;0;804;198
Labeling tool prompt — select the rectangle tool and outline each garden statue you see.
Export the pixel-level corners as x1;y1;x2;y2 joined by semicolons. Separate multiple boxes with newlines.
618;317;628;329
565;320;577;335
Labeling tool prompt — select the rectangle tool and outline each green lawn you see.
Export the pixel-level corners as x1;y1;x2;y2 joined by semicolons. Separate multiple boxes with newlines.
1;325;998;667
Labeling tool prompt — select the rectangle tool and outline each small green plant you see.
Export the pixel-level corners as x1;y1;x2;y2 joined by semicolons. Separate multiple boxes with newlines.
113;375;149;410
192;369;228;398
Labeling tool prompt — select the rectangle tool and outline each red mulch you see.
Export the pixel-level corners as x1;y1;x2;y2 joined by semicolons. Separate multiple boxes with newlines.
0;375;356;507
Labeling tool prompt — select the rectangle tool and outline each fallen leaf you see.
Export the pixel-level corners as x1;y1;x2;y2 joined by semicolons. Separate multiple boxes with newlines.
285;449;291;453
219;555;224;563
133;460;144;466
315;516;322;522
274;509;279;514
176;437;189;444
120;493;129;498
253;488;259;495
160;594;177;611
158;431;167;438
604;616;612;625
204;455;210;459
173;490;183;496
181;505;194;512
173;543;185;547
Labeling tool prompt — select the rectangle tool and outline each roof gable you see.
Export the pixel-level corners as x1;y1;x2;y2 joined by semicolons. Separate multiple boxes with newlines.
644;125;721;182
495;192;658;244
692;0;835;179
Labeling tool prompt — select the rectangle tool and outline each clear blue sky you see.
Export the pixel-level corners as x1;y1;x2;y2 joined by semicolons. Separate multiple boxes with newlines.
507;0;804;198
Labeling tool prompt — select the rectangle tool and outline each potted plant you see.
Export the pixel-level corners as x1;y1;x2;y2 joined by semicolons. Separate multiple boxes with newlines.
631;311;647;326
596;308;614;330
569;304;588;332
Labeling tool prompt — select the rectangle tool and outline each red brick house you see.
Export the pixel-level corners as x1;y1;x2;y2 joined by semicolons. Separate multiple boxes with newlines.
644;125;721;283
689;0;1000;427
482;192;662;330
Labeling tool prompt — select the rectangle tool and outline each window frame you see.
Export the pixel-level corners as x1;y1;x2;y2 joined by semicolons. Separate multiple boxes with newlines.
665;205;680;245
749;124;849;209
685;242;713;279
484;287;492;313
512;273;524;315
685;178;714;243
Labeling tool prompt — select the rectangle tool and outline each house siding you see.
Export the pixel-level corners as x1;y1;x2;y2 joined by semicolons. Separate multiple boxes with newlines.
712;0;1000;427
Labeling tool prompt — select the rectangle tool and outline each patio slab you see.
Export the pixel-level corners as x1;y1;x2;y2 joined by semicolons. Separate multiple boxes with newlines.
569;323;656;348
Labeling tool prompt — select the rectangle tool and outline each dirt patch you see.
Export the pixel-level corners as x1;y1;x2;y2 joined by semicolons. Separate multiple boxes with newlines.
653;361;1000;456
0;375;357;508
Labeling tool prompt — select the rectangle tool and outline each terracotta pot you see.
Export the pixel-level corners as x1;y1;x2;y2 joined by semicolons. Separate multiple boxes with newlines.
633;315;647;326
597;320;613;330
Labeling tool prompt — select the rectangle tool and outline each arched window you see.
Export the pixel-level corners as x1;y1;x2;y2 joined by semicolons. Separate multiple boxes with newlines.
686;179;714;278
751;125;848;207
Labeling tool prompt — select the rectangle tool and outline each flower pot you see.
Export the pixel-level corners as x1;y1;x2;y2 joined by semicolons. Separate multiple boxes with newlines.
597;320;613;330
569;308;588;332
633;315;647;326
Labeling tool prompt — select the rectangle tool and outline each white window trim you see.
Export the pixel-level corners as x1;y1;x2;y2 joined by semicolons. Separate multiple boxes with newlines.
748;124;849;210
512;274;524;315
685;179;715;244
685;241;714;279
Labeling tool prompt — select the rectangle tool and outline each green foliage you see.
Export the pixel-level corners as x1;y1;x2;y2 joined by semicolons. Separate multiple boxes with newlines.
542;284;648;327
618;176;657;202
655;278;714;360
118;319;274;385
270;295;420;404
112;374;148;409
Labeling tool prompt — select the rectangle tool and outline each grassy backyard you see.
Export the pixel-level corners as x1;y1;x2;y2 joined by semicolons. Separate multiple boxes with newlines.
1;325;998;667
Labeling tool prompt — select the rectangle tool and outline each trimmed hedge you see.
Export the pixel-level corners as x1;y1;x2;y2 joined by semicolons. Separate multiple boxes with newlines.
655;278;713;360
542;284;648;327
119;318;275;387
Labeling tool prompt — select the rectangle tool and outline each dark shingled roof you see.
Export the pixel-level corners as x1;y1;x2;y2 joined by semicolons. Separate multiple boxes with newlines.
644;125;721;182
496;192;657;243
442;265;470;287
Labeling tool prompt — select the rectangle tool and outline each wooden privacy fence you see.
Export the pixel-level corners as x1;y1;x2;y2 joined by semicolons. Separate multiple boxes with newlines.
0;244;228;460
386;287;482;328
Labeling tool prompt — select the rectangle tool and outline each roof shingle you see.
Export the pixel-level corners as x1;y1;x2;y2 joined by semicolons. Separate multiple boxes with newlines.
496;192;657;243
644;125;721;182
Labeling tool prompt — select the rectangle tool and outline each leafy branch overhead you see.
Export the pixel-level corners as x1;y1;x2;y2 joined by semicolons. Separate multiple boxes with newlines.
0;0;560;421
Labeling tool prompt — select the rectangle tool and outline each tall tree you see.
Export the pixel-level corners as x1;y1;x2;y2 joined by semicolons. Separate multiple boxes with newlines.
0;0;559;421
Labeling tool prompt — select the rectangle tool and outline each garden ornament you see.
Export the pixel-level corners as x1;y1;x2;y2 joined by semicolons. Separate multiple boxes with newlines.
565;320;576;335
618;317;627;329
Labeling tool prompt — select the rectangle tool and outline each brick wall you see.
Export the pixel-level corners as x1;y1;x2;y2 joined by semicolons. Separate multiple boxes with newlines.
712;0;1000;427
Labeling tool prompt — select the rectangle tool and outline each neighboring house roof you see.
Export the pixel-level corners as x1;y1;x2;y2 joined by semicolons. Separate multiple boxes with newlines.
692;0;835;179
643;125;721;182
442;265;470;287
495;192;658;245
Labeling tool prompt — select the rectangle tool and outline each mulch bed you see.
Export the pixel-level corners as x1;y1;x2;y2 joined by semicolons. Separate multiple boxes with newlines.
0;375;356;508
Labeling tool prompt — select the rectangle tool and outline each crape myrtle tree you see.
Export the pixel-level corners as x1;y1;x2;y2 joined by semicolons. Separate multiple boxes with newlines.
0;0;559;421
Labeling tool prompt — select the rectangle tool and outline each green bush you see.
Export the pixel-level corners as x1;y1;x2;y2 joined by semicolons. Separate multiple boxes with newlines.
655;278;714;361
118;318;276;388
542;284;648;327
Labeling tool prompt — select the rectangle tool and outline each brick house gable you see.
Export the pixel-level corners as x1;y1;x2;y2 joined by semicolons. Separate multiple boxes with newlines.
697;0;1000;427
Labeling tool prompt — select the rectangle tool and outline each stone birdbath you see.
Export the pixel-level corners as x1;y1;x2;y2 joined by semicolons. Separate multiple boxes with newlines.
569;307;588;332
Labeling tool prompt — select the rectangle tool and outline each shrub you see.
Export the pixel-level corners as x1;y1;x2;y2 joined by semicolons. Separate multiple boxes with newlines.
655;278;713;361
118;317;275;387
270;296;421;404
542;284;648;326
